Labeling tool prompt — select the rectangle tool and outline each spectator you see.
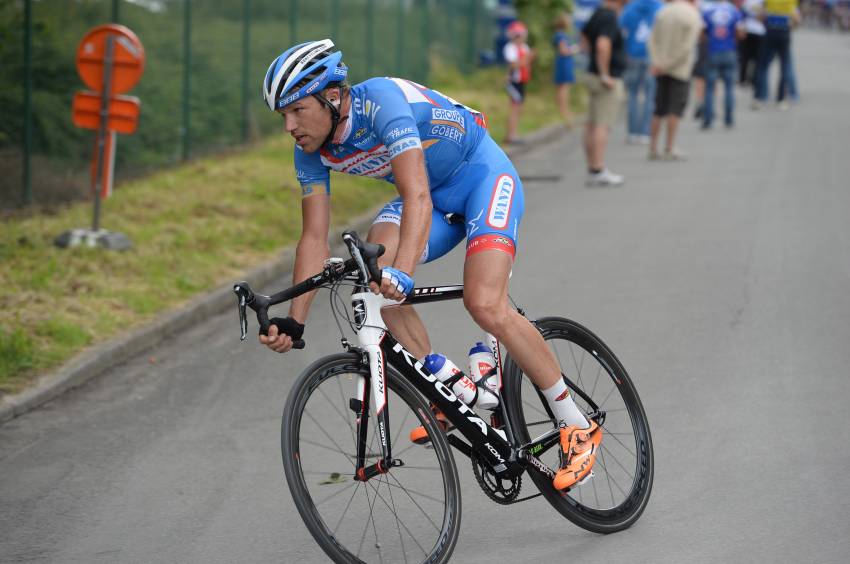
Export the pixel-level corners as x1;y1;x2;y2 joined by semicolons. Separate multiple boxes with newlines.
620;0;664;143
738;0;766;87
503;20;534;144
776;4;801;108
691;1;711;120
573;0;603;71
648;0;703;160
753;0;801;108
701;0;744;129
575;0;605;30
553;13;580;127
582;0;628;186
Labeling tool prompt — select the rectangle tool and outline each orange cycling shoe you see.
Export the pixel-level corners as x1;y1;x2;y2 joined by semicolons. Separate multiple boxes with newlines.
410;405;452;444
553;420;602;491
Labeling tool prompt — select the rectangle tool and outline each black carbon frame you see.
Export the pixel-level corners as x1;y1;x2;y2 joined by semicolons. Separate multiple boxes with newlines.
377;331;525;477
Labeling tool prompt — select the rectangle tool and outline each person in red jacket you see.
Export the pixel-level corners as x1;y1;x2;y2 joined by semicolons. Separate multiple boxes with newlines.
503;20;534;144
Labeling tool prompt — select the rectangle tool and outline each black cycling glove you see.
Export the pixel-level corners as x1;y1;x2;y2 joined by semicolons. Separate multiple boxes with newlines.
265;316;305;341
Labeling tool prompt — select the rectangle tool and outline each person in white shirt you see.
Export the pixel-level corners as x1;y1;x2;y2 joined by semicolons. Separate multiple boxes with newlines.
738;0;765;89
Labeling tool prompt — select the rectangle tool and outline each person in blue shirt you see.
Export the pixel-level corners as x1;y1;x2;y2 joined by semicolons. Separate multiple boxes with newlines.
259;40;603;491
620;0;663;143
552;12;580;126
701;0;744;128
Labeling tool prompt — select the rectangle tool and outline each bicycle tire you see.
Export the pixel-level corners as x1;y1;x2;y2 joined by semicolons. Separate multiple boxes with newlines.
281;352;462;563
502;317;654;533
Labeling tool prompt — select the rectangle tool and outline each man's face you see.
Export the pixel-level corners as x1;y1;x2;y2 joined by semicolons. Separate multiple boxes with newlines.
278;93;334;153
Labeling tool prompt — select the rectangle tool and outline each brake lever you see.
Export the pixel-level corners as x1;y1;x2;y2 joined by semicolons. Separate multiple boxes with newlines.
233;282;253;341
237;293;248;340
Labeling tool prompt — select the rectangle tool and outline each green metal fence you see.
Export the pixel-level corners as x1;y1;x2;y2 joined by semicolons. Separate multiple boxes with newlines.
2;0;498;209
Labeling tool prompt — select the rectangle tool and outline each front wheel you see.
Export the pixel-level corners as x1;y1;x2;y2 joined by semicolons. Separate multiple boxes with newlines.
281;352;462;563
502;317;654;533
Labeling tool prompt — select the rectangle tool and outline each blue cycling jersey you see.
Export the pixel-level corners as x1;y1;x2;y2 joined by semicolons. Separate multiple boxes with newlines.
295;76;524;264
295;77;488;195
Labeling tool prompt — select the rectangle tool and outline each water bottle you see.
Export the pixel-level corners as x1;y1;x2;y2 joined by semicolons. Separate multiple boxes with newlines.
423;353;499;410
468;342;499;395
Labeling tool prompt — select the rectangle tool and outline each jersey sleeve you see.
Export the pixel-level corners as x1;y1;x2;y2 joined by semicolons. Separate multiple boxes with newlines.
294;144;330;196
503;42;519;63
369;80;423;160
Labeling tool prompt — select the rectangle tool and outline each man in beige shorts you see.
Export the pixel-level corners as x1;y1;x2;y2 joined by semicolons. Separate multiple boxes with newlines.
581;0;628;186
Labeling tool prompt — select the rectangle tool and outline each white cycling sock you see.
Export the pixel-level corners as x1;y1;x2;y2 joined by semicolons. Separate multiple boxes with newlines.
541;379;589;429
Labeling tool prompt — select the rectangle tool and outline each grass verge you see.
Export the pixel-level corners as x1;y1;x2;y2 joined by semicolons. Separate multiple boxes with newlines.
0;69;583;396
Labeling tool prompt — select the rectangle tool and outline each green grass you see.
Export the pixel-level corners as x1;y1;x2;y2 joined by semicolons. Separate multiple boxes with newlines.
0;69;583;396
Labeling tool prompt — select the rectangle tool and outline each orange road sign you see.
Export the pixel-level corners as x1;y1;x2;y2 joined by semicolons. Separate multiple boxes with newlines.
72;91;141;134
76;24;145;95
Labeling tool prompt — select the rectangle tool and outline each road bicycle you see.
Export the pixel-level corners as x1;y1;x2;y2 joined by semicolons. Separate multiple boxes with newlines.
233;230;654;563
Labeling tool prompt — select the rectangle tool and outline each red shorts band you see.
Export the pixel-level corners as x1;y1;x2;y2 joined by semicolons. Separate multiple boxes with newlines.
466;234;516;259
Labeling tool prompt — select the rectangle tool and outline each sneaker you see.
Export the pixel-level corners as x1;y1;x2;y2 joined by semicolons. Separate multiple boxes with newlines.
750;100;762;111
553;420;602;491
410;405;452;444
586;169;625;187
778;101;791;111
663;147;688;161
648;149;662;161
637;135;651;145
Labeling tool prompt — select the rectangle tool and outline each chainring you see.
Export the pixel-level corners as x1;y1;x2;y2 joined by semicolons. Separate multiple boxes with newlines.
471;448;522;504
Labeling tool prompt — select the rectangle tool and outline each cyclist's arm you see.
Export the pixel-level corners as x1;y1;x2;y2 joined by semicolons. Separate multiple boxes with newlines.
389;147;432;277
288;190;331;323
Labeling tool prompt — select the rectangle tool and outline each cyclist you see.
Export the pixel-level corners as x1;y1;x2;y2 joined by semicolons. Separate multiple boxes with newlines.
258;39;601;490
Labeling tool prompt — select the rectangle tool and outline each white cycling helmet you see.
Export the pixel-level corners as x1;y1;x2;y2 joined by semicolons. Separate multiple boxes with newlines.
262;39;348;111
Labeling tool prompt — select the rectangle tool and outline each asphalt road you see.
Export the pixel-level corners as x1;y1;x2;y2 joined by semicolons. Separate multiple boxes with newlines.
2;29;850;564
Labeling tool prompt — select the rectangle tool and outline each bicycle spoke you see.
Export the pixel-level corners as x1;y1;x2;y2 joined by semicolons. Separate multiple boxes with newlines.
524;417;554;428
599;442;636;482
384;475;409;564
597;384;618;410
332;481;364;538
314;480;360;509
589;364;603;399
367;477;430;558
299;437;357;463
392;442;419;460
599;444;616;508
522;394;550;418
566;341;586;391
301;469;356;477
391;465;444;472
380;479;448;505
590;458;601;508
332;375;358;447
598;427;637;459
386;471;444;534
356;477;382;561
392;404;414;450
304;410;357;467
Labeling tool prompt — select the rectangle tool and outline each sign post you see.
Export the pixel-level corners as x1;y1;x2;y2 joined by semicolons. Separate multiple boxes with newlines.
56;24;145;250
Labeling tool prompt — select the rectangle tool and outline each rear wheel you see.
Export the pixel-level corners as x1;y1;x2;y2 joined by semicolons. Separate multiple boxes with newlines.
502;317;654;533
281;352;461;563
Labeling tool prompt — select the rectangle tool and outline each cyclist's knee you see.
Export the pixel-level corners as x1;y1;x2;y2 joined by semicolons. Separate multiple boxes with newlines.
464;293;511;336
367;222;399;267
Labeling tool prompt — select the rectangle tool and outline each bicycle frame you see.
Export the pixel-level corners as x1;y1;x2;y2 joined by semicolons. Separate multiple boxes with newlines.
349;284;559;484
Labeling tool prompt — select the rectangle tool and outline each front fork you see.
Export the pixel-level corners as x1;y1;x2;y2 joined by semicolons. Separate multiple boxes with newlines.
351;290;403;482
352;346;403;482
